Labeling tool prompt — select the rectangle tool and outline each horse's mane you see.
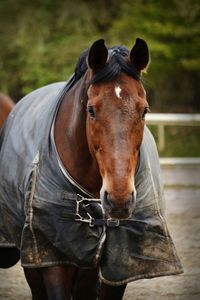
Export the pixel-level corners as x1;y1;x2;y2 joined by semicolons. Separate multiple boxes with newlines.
74;45;141;84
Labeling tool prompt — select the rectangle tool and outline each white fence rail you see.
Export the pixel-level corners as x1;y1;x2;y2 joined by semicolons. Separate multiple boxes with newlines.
160;157;200;165
146;113;200;151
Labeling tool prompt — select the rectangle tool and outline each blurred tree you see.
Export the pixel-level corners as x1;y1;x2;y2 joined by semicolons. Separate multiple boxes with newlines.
0;0;199;112
107;0;200;111
0;0;98;99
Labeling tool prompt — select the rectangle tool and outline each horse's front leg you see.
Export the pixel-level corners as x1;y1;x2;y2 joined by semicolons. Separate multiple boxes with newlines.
25;265;77;300
99;282;127;300
71;267;99;300
41;265;77;300
24;268;48;300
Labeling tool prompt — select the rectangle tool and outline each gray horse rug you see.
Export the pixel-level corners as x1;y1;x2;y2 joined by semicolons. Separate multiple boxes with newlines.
0;80;183;285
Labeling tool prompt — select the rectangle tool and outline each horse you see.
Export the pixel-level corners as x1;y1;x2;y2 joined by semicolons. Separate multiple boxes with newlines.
0;94;21;268
0;93;15;128
0;39;183;299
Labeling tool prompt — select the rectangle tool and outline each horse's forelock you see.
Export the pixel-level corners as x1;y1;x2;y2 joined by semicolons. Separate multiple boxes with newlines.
74;45;141;85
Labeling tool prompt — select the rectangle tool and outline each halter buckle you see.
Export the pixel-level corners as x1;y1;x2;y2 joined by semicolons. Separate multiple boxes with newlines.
106;218;120;227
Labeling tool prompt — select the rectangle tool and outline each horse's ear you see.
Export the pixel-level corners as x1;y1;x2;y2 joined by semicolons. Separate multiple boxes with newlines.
129;38;150;71
88;39;108;71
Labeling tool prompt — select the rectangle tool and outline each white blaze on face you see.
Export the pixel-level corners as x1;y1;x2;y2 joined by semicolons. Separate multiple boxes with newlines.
115;85;122;99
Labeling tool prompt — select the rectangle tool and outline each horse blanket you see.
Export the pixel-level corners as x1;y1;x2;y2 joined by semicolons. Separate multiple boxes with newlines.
0;80;183;285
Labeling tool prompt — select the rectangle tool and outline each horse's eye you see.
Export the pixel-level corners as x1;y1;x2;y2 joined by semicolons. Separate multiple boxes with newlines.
87;105;96;120
141;107;150;120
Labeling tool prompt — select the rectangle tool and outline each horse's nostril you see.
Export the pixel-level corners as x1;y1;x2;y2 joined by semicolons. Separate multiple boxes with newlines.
103;190;108;203
103;190;114;209
124;197;131;208
104;190;108;199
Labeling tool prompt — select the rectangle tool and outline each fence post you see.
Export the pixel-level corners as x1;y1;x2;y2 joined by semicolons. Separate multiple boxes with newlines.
158;123;165;152
146;113;200;152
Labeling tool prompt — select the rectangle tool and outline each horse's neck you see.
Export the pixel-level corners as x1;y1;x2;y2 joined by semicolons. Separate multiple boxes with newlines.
54;80;102;197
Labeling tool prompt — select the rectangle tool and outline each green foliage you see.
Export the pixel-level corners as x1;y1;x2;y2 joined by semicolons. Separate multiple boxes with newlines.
0;0;199;111
0;0;99;97
107;0;200;112
149;125;200;157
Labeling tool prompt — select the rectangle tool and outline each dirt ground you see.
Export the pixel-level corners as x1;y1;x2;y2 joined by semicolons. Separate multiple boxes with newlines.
0;167;200;300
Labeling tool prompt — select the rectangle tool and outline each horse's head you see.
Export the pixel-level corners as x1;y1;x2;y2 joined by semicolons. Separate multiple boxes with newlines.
86;39;150;220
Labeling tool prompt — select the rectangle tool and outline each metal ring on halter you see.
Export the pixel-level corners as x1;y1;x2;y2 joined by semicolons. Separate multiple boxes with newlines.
75;194;97;226
75;194;120;228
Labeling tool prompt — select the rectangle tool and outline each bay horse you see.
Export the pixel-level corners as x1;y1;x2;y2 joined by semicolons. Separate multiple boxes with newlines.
0;38;183;299
47;38;149;300
0;38;149;299
0;93;14;128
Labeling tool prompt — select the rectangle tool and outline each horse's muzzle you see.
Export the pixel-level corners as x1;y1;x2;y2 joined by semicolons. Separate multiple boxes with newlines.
102;191;136;220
